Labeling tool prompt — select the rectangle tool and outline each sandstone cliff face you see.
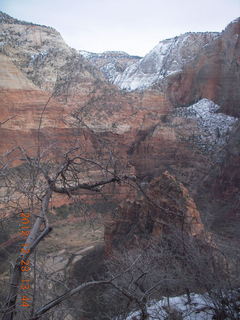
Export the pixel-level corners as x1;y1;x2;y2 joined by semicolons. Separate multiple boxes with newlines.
1;13;240;320
105;171;204;253
0;12;70;91
110;18;239;120
114;32;218;91
0;53;38;90
166;18;240;117
0;11;105;92
197;122;240;237
0;11;239;242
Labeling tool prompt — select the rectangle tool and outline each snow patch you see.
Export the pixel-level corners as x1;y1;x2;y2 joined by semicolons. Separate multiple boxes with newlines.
125;294;214;320
30;49;49;62
174;99;238;152
123;289;240;320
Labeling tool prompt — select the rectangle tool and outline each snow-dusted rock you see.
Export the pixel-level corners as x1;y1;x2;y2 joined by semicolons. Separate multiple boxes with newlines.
174;99;238;152
79;50;141;83
114;32;219;91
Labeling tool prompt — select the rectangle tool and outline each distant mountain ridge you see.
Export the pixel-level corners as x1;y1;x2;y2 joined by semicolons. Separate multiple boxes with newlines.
0;11;105;92
79;50;141;83
0;10;240;244
113;32;219;91
0;10;50;28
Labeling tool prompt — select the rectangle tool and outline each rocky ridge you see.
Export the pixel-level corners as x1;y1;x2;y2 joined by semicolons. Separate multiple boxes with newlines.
0;10;44;26
1;13;240;319
79;50;141;83
173;98;238;154
0;11;105;92
166;18;240;117
105;171;205;253
0;11;239;251
113;32;219;91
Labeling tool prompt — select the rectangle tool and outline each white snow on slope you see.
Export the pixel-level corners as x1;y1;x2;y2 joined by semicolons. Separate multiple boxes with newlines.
174;99;238;152
124;289;240;320
114;32;219;91
125;294;213;320
114;38;175;90
79;50;131;58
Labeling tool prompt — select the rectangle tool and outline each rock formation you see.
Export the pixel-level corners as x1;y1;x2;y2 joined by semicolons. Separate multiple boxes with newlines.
0;11;239;242
114;32;218;91
79;50;141;83
1;11;240;320
105;171;204;253
166;18;240;117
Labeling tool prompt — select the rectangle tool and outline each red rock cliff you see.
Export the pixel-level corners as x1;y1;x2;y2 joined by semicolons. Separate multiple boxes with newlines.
105;171;204;253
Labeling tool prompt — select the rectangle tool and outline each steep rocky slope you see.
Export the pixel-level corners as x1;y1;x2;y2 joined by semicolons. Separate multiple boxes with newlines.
0;11;239;245
197;121;240;237
0;52;38;90
1;12;240;320
166;18;240;117
111;18;240;120
0;10;105;92
79;50;141;83
105;171;204;253
114;32;218;90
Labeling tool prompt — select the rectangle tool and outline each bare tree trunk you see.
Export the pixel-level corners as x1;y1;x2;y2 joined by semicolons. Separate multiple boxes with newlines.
2;190;52;320
30;280;111;320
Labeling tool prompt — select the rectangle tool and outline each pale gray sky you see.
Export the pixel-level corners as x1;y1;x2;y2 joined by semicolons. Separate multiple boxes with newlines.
1;0;239;56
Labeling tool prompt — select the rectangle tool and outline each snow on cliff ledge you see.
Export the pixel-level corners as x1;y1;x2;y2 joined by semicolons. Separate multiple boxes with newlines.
175;99;238;152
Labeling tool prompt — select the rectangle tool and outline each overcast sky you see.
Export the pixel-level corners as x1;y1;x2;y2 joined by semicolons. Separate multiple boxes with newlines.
1;0;239;56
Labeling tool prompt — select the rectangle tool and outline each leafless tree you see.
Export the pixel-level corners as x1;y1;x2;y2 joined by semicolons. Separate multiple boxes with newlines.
0;126;132;319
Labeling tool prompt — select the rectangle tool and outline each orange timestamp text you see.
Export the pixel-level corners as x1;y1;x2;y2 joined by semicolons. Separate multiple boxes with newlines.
19;211;32;308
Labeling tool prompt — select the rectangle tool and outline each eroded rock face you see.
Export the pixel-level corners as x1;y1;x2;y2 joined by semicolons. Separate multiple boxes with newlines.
109;18;239;120
79;50;141;83
0;11;239;241
105;171;204;253
0;11;105;92
1;12;240;320
114;32;218;91
198;122;240;237
0;53;38;90
166;18;240;117
173;99;238;154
